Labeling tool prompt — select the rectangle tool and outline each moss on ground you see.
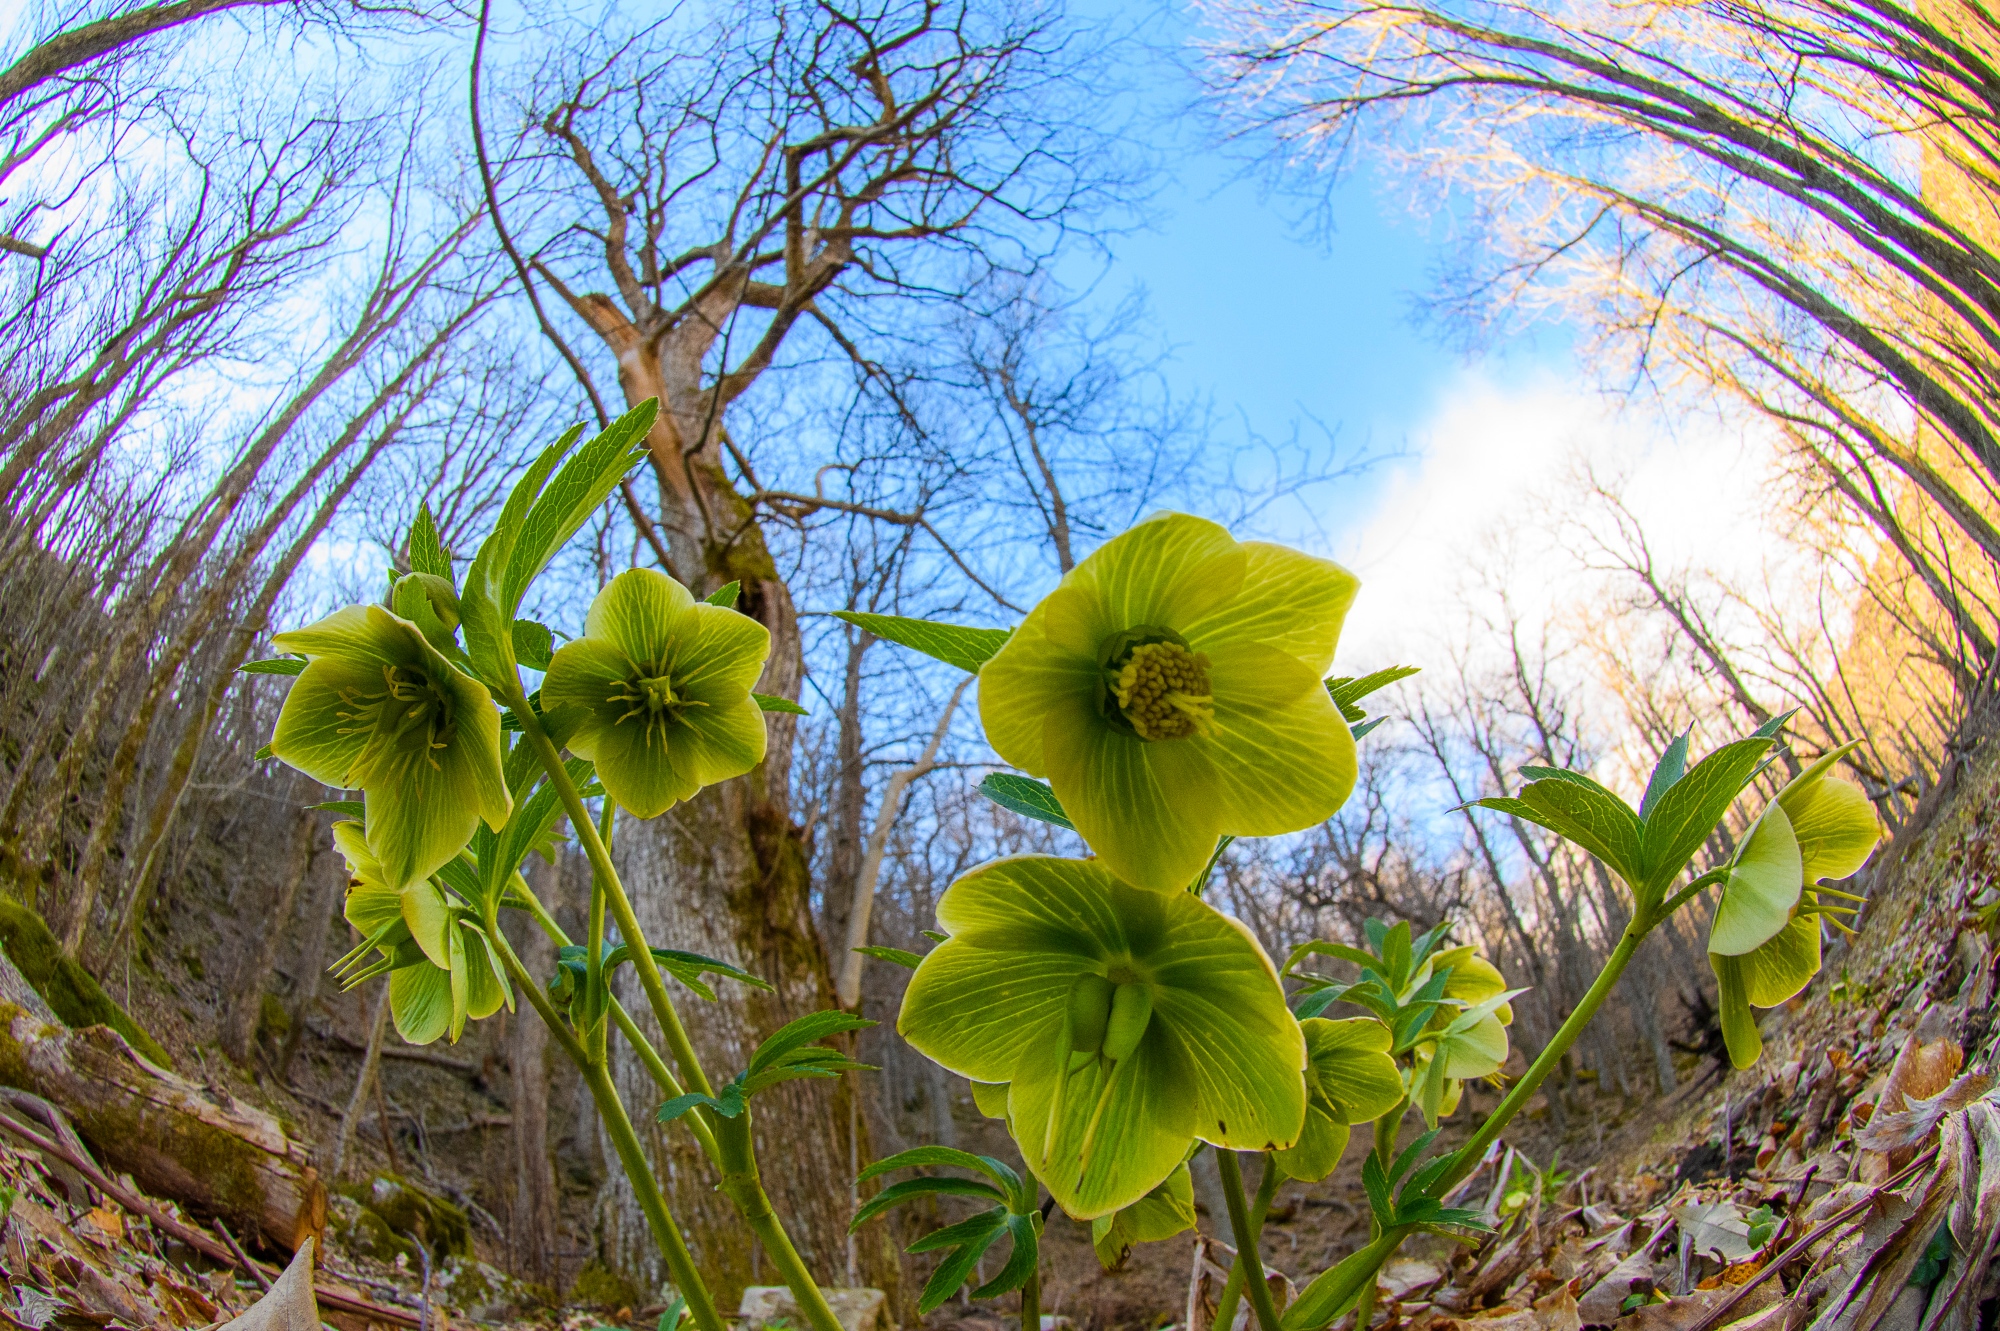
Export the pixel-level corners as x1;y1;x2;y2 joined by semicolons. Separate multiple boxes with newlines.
0;898;170;1068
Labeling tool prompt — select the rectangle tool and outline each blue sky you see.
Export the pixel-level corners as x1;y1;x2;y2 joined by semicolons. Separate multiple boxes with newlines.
1067;1;1482;538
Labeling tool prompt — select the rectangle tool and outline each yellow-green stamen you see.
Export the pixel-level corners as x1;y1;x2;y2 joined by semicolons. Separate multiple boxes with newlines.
608;671;706;748
339;664;455;777
1109;641;1214;740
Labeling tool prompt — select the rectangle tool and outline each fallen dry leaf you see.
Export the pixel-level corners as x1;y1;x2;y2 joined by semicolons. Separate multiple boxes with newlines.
218;1237;319;1331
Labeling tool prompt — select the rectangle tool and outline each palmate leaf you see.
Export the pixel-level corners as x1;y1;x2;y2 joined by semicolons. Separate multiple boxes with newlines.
748;1010;874;1076
832;611;1012;674
853;1147;1040;1311
500;402;654;614
1638;735;1777;898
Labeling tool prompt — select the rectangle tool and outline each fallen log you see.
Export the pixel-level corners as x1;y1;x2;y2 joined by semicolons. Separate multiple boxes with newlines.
0;998;326;1252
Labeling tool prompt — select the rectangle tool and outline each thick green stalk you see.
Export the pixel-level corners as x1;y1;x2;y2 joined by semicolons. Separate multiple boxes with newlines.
1441;923;1646;1192
1022;1262;1041;1331
1213;1154;1281;1331
510;700;718;1099
508;690;841;1331
488;920;726;1331
713;1116;847;1331
1292;928;1650;1330
1219;1151;1284;1331
506;872;720;1161
586;802;611;1065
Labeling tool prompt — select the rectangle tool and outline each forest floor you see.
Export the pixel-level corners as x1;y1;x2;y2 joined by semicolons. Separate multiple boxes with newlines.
3;734;1996;1331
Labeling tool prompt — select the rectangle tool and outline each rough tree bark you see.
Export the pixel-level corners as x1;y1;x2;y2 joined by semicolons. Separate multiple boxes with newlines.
222;793;320;1064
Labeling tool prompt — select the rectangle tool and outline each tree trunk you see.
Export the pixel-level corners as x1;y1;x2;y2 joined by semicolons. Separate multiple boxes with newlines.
0;993;326;1252
223;795;320;1064
277;844;350;1085
585;341;901;1306
510;858;561;1288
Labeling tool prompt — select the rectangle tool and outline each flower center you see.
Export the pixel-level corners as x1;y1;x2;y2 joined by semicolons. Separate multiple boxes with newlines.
608;670;705;748
1102;631;1213;741
339;664;455;779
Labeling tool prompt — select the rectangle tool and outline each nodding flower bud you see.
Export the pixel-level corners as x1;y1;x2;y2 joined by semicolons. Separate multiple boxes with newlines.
1102;983;1154;1063
1067;973;1116;1053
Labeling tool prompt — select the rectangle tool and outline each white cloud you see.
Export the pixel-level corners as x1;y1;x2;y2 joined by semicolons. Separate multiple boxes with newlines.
1327;363;1782;672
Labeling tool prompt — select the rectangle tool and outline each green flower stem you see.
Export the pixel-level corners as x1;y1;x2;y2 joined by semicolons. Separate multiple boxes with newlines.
504;873;721;1160
1219;1150;1284;1331
509;692;841;1331
1350;1107;1405;1331
1213;1154;1282;1331
587;801;612;1065
1658;868;1729;921
1296;931;1649;1331
488;919;726;1331
509;693;719;1100
1023;1260;1041;1331
713;1115;847;1331
1442;922;1646;1194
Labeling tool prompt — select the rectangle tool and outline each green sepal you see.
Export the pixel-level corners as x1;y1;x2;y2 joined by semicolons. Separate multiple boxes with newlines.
832;610;1012;673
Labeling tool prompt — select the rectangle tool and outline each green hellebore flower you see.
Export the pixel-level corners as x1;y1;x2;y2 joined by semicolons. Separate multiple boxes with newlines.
1711;746;1881;1068
898;855;1307;1219
1410;947;1519;1127
1091;1161;1197;1269
332;821;508;1045
541;569;769;818
1273;1017;1404;1182
978;512;1359;891
271;605;510;891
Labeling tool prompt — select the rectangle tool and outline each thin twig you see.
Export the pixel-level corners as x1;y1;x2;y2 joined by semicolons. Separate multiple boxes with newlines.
216;1220;272;1293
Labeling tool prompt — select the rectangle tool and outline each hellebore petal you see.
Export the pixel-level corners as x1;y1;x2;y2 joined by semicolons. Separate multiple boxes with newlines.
1709;803;1803;956
271;604;510;890
1710;913;1822;1069
390;960;452;1045
542;569;770;818
1091;1161;1197;1268
333;822;402;938
1306;1017;1405;1121
978;513;1361;891
898;856;1306;1218
1275;1017;1403;1182
1775;748;1879;884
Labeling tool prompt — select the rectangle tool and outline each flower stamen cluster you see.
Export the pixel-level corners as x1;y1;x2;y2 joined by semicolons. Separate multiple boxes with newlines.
340;665;456;777
1107;640;1214;740
607;670;709;749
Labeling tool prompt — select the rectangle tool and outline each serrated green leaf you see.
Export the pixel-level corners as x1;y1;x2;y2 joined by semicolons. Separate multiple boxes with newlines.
979;773;1074;829
462;427;578;684
1640;735;1777;897
832;611;1012;674
408;504;452;581
753;692;808;715
1474;772;1644;886
705;581;741;607
502;402;655;614
747;1010;876;1077
311;800;366;817
240;656;307;675
512;620;555;672
851;1176;1010;1229
1326;666;1420;722
974;1212;1042;1296
859;1146;1020;1191
1639;730;1691;819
